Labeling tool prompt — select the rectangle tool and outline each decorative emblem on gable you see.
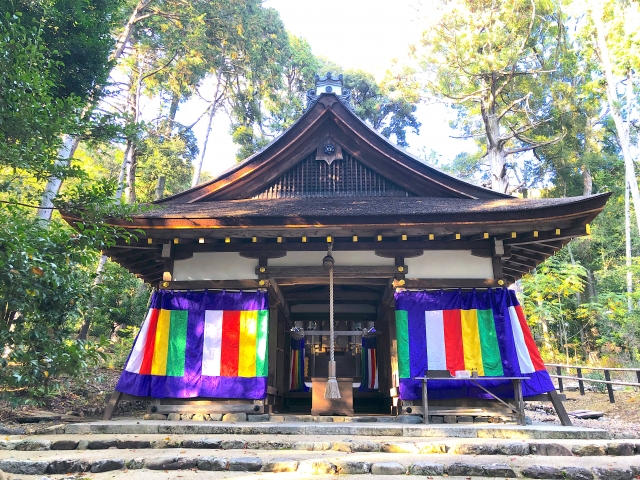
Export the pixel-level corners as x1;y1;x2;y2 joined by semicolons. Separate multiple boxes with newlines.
316;136;343;165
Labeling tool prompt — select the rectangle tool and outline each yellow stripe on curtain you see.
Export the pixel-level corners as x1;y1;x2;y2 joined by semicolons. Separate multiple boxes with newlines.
238;310;258;377
151;309;171;375
460;309;484;375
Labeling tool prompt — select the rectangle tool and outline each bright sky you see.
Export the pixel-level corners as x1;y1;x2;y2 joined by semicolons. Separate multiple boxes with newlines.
174;0;475;179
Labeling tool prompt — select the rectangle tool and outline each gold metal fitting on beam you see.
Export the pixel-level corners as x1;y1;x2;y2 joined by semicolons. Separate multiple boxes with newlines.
352;235;358;242
252;237;258;243
147;238;153;244
302;236;307;242
162;281;170;288
326;236;332;243
277;237;283;243
199;238;205;244
225;237;231;243
498;279;505;286
173;238;179;244
258;279;266;286
555;228;561;235
533;231;539;237
483;232;489;239
397;266;404;273
377;235;383;242
455;233;461;240
428;234;434;240
259;267;266;273
401;234;407;241
586;224;591;235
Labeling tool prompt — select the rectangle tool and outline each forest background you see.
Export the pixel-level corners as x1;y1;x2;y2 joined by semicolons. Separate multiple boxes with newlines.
1;0;639;401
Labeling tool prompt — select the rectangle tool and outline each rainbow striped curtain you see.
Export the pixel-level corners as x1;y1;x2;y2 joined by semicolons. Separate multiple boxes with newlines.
289;337;308;392
394;288;554;400
116;290;269;399
359;335;378;392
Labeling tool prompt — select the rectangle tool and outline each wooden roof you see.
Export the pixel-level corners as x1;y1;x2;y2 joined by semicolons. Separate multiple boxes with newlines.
62;91;611;286
156;93;510;202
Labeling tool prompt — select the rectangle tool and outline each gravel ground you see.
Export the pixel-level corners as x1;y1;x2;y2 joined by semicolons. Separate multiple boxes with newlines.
526;388;640;438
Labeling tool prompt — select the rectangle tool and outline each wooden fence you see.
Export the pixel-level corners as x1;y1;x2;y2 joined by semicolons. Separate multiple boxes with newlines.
546;363;640;404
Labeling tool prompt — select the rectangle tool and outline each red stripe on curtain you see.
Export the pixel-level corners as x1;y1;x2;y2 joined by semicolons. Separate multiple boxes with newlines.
220;310;240;376
443;309;465;373
514;305;546;371
139;308;160;375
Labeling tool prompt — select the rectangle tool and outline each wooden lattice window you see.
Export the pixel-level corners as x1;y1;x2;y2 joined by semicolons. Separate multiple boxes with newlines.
252;151;414;199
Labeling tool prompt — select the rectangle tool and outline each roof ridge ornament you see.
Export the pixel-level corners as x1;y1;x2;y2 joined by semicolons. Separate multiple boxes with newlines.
306;71;354;111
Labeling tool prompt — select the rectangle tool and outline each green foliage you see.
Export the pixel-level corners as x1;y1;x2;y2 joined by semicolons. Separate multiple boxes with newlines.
0;14;82;179
2;0;121;101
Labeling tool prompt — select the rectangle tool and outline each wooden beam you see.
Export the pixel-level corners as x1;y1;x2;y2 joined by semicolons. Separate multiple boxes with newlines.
505;226;588;246
174;240;490;254
503;264;531;275
285;290;381;302
162;280;268;290
398;278;499;289
258;265;405;278
512;244;557;256
268;278;289;318
276;277;388;286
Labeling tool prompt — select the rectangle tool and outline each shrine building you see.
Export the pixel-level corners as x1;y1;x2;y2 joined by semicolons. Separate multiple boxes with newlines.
64;73;609;423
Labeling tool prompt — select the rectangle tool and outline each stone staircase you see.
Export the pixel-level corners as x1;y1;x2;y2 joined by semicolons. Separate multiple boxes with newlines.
1;431;639;478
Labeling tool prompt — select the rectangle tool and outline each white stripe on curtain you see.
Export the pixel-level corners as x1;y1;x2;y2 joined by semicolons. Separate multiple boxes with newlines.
202;310;223;376
125;308;154;373
425;310;447;370
508;306;535;374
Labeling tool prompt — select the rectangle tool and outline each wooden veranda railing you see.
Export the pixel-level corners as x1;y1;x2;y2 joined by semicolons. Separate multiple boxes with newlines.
546;363;640;404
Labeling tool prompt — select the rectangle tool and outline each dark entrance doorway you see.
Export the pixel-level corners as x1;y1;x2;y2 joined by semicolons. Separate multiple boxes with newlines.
281;284;391;414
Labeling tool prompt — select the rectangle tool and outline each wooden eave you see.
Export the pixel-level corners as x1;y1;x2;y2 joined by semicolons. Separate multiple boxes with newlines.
155;94;509;203
79;193;610;285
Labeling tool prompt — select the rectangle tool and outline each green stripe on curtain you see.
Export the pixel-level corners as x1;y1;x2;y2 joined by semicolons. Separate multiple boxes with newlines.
477;309;504;376
166;310;188;376
395;310;410;379
256;310;269;377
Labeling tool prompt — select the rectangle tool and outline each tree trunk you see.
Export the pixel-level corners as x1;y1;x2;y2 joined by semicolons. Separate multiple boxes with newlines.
125;146;138;204
191;105;215;188
37;135;78;220
582;165;593;196
166;90;181;136
626;179;633;312
36;0;153;220
591;1;640;235
488;145;509;193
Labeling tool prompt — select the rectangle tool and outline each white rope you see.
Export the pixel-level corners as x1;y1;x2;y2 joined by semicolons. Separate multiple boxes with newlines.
324;242;340;399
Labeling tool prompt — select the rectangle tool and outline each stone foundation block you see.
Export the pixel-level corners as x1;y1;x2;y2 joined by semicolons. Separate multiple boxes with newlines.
46;459;90;474
90;459;125;473
151;438;182;449
522;465;565;479
573;444;606;456
197;457;228;471
143;413;167;420
88;439;117;449
564;467;594;480
298;460;336;475
116;439;151;449
529;442;573;456
381;442;419;454
228;457;262;471
0;460;49;475
443;415;457;423
371;462;406;475
166;413;181;421
220;439;245;449
350;441;380;452
146;457;198;470
248;414;270;422
336;460;371;474
430;415;444;424
261;458;299;472
457;416;474;423
606;443;635;456
222;413;247;422
418;443;448;454
182;438;222;449
409;462;445;476
592;467;635;480
14;439;51;451
447;462;485;476
483;463;516;478
51;439;79;450
395;415;422;424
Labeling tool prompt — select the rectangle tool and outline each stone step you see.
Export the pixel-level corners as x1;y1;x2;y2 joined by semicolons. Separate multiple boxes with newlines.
1;447;639;478
2;433;638;456
42;418;610;440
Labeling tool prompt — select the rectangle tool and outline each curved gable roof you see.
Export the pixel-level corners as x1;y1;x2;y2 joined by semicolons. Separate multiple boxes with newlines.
158;93;509;204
